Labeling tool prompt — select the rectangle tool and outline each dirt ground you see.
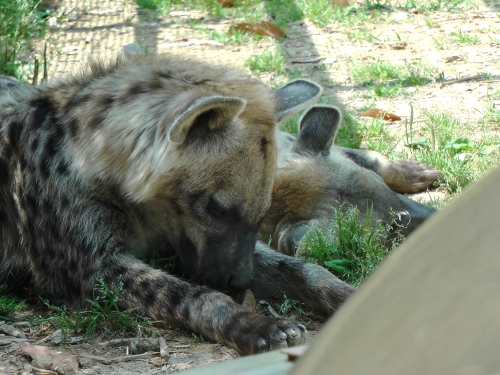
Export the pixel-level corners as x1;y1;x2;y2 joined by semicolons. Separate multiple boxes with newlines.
1;0;500;373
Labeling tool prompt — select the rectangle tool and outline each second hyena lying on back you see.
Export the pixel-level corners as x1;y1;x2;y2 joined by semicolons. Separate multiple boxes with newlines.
0;56;354;355
263;103;438;255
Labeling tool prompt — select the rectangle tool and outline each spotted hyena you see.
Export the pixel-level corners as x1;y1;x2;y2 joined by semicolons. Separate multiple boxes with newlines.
261;87;439;255
0;57;354;355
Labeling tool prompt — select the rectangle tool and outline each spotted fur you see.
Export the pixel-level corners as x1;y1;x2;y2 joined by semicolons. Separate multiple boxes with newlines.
1;59;354;355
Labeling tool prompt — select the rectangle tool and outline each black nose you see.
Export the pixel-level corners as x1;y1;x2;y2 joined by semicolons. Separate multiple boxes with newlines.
227;272;253;292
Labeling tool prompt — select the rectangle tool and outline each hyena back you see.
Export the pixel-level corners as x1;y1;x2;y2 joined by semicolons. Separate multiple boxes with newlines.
0;56;344;355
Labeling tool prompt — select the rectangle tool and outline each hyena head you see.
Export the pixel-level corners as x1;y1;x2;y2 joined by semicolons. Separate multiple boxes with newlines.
43;55;282;293
261;106;436;255
146;77;322;291
158;103;278;292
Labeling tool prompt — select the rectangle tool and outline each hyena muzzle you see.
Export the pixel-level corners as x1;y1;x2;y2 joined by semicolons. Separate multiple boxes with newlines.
0;58;355;355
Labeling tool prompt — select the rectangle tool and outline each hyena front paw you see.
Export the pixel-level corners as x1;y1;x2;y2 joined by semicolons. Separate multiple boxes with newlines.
236;316;307;355
390;159;443;194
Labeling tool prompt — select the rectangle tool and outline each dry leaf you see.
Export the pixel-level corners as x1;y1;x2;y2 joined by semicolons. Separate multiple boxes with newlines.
257;21;285;38
229;21;285;39
230;22;255;35
445;55;463;63
18;342;79;373
360;108;401;122
332;0;353;7
216;0;234;7
390;42;407;50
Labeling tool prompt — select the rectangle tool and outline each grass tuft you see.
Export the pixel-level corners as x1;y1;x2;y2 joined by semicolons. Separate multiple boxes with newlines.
0;0;47;78
42;278;148;339
245;51;284;74
300;206;403;287
0;285;25;320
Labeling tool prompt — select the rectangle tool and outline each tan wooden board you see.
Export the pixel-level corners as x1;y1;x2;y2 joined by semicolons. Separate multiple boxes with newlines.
291;164;500;375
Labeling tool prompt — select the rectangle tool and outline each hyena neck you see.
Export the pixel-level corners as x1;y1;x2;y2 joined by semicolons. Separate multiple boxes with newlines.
260;158;328;240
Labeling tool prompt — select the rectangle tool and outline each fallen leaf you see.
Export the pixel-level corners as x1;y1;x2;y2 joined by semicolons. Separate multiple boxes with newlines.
229;21;285;39
360;108;401;122
332;0;353;7
257;21;285;38
18;342;79;373
444;55;463;63
230;22;256;35
390;42;407;50
216;0;234;7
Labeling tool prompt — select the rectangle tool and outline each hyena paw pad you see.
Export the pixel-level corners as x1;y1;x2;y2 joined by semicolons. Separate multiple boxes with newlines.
239;318;307;355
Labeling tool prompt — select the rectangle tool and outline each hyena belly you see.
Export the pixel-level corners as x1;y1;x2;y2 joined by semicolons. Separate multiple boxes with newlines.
0;55;317;355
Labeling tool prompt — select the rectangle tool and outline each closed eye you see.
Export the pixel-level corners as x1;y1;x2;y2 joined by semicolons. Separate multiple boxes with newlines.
207;197;230;220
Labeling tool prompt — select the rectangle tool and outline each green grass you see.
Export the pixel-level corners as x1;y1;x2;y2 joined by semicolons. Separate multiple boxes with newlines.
405;111;500;195
397;0;475;12
245;51;285;74
0;285;25;320
0;0;48;78
273;296;308;316
351;59;401;85
351;59;441;97
300;206;402;287
449;29;480;44
207;28;249;45
42;278;148;339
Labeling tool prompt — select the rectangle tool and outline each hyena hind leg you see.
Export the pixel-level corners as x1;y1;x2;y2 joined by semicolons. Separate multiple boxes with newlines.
340;147;443;194
251;242;355;317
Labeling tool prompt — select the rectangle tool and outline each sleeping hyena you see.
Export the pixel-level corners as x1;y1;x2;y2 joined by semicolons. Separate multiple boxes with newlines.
0;57;354;355
261;83;439;255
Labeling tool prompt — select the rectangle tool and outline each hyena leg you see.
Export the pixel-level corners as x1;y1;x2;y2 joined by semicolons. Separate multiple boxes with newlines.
85;254;306;356
251;242;355;316
339;147;443;194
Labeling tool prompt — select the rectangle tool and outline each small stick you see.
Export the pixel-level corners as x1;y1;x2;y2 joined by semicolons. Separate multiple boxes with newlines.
440;74;492;87
112;351;160;363
0;324;26;338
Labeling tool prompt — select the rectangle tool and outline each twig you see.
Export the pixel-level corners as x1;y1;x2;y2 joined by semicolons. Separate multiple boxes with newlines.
98;338;132;347
112;351;160;363
35;329;62;345
0;324;26;338
258;300;282;318
440;74;493;88
30;366;58;375
0;337;27;346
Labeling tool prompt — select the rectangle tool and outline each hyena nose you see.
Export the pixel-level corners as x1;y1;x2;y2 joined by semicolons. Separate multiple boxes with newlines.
227;272;253;292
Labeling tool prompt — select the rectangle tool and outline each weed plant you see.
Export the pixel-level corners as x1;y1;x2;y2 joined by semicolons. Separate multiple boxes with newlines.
0;0;47;78
43;278;148;338
245;51;284;74
0;285;25;320
300;206;403;287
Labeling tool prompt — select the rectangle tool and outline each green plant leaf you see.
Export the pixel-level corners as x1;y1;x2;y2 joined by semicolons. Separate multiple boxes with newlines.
444;137;475;153
324;259;353;273
405;137;430;149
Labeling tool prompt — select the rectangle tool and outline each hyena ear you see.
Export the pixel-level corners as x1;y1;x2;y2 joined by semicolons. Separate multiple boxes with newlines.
294;105;342;155
275;80;323;122
168;96;246;144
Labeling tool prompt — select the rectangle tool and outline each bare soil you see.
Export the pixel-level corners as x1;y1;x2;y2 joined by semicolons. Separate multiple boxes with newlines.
2;0;500;373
